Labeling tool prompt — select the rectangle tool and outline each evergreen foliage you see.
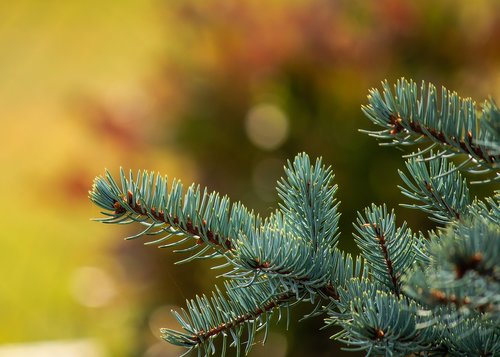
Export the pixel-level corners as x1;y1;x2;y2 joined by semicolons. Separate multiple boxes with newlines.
90;78;499;356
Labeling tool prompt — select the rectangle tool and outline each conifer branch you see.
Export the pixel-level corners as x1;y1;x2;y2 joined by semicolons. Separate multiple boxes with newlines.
362;78;500;182
404;216;500;319
161;278;295;356
388;113;494;163
327;279;438;355
229;211;336;294
90;155;352;355
187;291;295;345
114;190;233;251
353;204;415;296
89;78;500;356
277;153;340;250
399;155;470;224
89;169;261;261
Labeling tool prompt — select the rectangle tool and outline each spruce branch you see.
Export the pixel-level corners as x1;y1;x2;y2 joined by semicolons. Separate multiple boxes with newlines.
361;78;500;182
162;278;295;356
221;153;346;303
90;154;353;354
353;204;415;296
443;316;500;357
277;153;340;250
89;78;500;356
89;169;261;259
404;216;500;320
468;191;500;226
327;279;437;355
399;155;470;224
228;211;340;297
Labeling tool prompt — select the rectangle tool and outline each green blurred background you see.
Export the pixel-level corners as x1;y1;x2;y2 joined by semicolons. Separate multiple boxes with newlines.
1;1;499;356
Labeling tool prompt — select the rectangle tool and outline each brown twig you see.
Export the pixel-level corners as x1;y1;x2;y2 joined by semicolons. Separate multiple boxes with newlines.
371;223;400;297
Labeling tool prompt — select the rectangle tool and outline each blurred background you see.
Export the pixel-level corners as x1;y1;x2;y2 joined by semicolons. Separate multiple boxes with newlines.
1;0;499;356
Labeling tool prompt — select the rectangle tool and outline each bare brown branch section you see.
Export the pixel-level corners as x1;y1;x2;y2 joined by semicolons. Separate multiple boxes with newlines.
190;292;295;344
389;115;498;164
114;191;233;251
368;223;400;297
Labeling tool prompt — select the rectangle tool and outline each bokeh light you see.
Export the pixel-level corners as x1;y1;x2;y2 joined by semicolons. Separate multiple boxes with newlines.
246;103;289;150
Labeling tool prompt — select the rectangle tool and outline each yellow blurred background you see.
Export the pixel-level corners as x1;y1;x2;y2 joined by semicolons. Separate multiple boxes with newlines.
1;1;499;356
0;1;194;356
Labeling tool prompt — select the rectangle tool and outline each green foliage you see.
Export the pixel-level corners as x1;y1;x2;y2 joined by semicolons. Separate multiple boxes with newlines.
404;215;499;319
90;78;499;356
277;154;340;249
361;78;499;183
399;155;471;224
90;168;259;261
327;280;438;356
353;204;416;296
162;277;293;356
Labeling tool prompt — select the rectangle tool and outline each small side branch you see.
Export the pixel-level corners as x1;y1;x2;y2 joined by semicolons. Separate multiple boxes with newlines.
389;114;497;164
115;191;233;251
423;180;462;221
189;292;294;345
